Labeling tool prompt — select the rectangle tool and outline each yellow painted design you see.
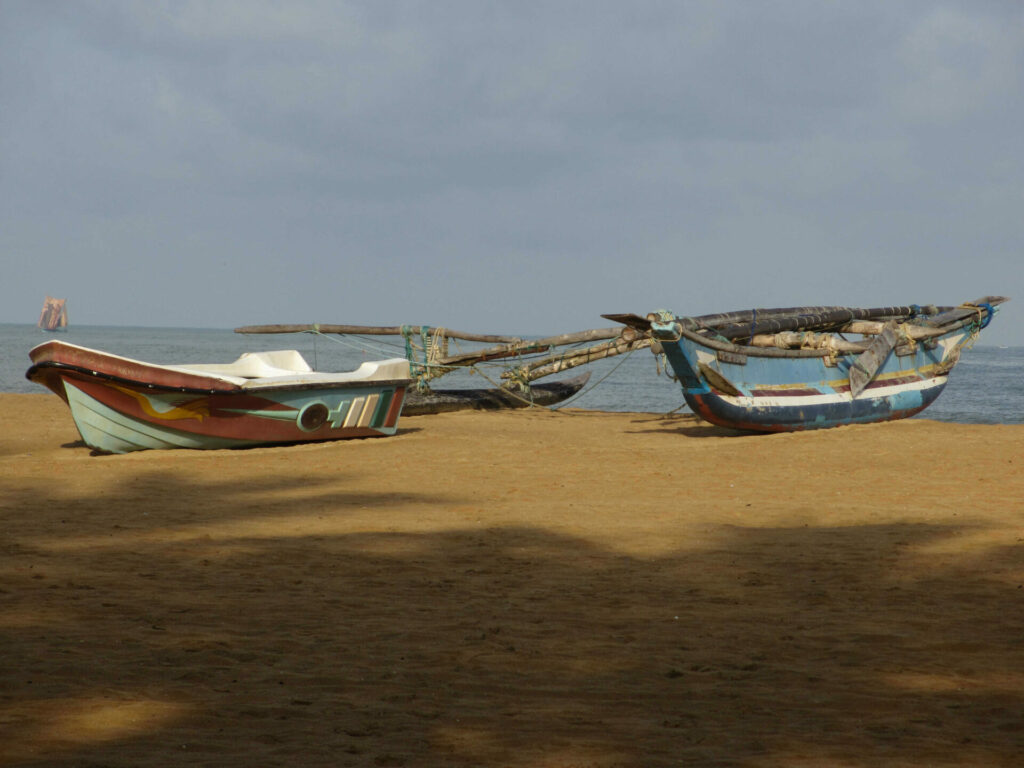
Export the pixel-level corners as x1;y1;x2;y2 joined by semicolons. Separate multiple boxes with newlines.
111;385;209;422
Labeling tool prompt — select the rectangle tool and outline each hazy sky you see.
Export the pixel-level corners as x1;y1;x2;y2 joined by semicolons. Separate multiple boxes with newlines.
2;1;1021;343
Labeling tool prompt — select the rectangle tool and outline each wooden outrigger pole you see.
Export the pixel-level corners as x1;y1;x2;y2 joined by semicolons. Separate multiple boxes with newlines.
234;323;651;383
234;322;653;413
234;324;524;344
233;303;982;399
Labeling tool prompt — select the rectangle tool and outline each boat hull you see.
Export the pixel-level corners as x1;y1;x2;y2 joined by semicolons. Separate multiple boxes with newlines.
26;344;409;453
402;372;591;415
652;323;974;432
682;373;948;432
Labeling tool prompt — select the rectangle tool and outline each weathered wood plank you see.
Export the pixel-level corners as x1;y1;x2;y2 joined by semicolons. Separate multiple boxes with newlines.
849;321;899;398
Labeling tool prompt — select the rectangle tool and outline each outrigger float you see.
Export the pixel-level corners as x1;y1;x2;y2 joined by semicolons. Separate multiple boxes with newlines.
234;323;652;414
606;296;1007;432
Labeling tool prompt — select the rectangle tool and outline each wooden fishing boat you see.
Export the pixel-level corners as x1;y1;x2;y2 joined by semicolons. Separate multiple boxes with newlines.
403;372;591;415
26;341;411;453
607;297;1007;432
38;296;68;332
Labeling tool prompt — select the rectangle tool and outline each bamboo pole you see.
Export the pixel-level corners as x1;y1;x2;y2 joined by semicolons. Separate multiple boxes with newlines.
674;297;1006;342
503;337;651;381
748;332;865;353
528;327;628;346
603;307;860;332
234;324;524;344
684;305;946;341
433;327;631;367
436;342;553;367
743;305;1009;349
840;321;948;339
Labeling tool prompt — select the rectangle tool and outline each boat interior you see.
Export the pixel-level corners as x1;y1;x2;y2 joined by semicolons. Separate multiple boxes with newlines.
168;350;411;387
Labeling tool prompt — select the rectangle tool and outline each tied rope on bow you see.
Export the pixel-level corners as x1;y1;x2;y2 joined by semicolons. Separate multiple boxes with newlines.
401;324;434;390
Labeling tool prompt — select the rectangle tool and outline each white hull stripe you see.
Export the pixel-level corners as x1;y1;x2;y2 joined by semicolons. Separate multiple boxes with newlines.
717;375;947;409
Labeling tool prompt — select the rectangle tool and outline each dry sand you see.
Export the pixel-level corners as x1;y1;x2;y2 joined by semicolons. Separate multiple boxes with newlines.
1;392;1023;767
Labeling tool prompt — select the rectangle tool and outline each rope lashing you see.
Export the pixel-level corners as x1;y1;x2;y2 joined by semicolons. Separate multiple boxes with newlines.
399;324;438;383
428;327;449;363
400;325;418;375
976;302;994;329
957;302;994;330
652;310;683;341
898;323;917;352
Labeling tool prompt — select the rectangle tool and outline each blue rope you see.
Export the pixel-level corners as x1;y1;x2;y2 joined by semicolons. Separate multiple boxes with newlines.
400;325;415;373
977;302;994;329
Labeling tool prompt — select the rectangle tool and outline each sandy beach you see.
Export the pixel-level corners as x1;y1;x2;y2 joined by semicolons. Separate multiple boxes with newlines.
2;392;1023;767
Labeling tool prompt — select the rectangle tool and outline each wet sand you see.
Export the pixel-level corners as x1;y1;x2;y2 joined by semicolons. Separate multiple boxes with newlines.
2;392;1023;767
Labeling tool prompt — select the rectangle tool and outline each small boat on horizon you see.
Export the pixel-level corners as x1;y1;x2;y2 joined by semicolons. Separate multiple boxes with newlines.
38;296;68;332
607;296;1008;432
26;341;412;453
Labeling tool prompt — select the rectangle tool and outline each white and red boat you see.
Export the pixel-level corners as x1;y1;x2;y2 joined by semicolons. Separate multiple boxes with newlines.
26;341;411;453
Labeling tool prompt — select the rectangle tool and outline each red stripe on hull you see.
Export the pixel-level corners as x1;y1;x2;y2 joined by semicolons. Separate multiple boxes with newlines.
748;388;821;398
384;386;406;428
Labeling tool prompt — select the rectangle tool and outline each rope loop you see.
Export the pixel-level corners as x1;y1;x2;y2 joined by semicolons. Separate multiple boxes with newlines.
957;303;994;330
653;309;683;341
976;302;994;329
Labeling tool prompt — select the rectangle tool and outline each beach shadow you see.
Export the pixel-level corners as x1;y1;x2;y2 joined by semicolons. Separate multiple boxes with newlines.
60;431;425;455
628;414;749;438
3;477;1024;766
2;467;456;533
660;424;749;438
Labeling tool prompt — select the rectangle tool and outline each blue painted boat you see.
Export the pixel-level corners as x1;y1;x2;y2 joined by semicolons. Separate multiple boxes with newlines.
627;297;1007;432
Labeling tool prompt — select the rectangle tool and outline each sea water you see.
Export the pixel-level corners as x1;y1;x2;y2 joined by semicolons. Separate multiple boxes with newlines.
2;323;1022;424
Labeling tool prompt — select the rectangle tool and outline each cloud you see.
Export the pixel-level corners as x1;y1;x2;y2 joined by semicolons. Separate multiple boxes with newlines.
0;1;1020;341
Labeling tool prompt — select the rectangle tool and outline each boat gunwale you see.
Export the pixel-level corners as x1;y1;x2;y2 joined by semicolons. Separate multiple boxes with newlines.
26;361;412;397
